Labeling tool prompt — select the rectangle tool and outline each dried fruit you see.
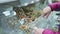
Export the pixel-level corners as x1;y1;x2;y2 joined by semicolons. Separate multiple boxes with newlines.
21;25;27;29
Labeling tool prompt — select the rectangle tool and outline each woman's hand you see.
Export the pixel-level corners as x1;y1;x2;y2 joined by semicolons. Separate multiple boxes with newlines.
43;6;51;18
32;27;44;34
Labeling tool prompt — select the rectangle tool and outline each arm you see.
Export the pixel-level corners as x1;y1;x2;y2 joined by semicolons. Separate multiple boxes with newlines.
32;27;57;34
43;2;60;18
42;29;56;34
48;2;60;11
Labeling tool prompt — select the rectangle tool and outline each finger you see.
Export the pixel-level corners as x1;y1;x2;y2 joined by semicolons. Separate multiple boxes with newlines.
32;27;38;30
43;8;48;17
32;30;35;33
43;12;47;17
32;27;39;33
32;30;37;34
45;11;51;18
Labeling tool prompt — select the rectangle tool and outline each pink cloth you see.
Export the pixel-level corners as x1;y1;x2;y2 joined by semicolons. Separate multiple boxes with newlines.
42;29;56;34
48;2;60;11
42;29;60;34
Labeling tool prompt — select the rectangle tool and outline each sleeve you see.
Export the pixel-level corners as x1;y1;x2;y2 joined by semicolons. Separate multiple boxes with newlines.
42;29;56;34
48;2;60;11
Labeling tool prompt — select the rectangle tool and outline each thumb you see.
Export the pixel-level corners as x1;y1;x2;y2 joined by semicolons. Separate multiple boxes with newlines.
32;27;38;30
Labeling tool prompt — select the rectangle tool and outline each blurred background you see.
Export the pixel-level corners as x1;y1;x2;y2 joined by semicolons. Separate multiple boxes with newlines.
0;0;60;34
